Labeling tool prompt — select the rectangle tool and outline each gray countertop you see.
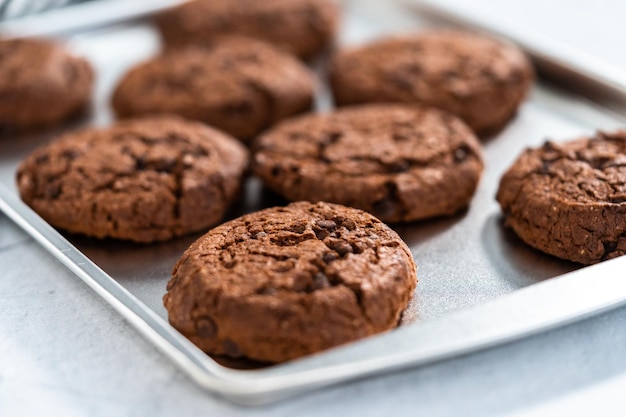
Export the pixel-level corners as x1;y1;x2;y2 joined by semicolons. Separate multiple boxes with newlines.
3;1;626;415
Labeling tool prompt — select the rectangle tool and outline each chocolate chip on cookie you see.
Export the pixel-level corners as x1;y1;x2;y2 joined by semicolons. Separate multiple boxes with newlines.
112;39;315;143
17;116;248;243
497;131;626;264
164;201;417;363
0;38;93;130
155;0;339;59
253;104;484;222
330;30;533;136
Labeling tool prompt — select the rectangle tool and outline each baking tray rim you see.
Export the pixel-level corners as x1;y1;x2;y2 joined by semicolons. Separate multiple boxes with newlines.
2;2;626;405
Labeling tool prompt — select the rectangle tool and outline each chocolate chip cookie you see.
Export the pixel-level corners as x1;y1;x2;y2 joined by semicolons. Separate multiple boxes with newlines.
252;105;484;222
329;30;534;136
164;201;417;363
497;131;626;264
17;116;248;243
112;39;315;143
155;0;339;59
0;38;93;130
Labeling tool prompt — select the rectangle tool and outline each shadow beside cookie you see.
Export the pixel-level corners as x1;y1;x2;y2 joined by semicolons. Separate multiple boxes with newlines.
480;213;581;287
392;207;470;247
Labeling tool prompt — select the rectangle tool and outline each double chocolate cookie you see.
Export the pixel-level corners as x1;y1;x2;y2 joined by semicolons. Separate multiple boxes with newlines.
330;30;534;136
253;105;484;222
112;39;315;143
17;117;248;243
164;201;417;363
155;0;339;59
0;38;93;130
497;131;626;264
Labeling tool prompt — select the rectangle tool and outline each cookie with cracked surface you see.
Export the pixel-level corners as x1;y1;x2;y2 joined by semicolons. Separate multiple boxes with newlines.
155;0;339;59
0;38;93;130
112;39;315;143
17;117;248;243
164;201;417;363
329;30;533;136
252;105;484;223
497;131;626;264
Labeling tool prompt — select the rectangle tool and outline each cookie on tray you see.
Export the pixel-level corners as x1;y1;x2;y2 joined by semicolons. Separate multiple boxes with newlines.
497;131;626;264
112;39;315;143
155;0;339;59
252;104;484;222
17;116;248;243
164;201;417;363
329;30;534;136
0;38;93;130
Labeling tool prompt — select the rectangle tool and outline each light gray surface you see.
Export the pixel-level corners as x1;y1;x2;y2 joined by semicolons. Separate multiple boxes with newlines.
3;0;626;415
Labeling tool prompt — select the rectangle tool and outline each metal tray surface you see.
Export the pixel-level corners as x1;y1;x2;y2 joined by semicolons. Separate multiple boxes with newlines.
2;0;626;405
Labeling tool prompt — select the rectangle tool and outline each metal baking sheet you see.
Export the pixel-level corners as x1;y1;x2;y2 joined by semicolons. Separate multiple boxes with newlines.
2;0;626;405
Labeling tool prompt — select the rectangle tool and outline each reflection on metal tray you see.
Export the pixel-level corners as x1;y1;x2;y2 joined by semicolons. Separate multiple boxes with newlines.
2;0;626;406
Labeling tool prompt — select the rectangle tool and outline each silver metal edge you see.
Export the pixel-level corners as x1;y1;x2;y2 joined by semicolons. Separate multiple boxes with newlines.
0;0;186;39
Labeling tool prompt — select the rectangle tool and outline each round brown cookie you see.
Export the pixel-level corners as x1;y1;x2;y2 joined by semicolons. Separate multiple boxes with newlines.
112;39;315;143
164;201;417;363
497;131;626;265
0;38;93;130
329;30;533;136
252;105;484;223
155;0;339;59
17;117;248;243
